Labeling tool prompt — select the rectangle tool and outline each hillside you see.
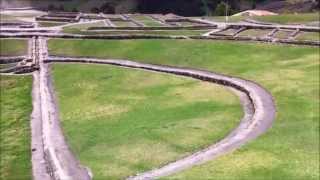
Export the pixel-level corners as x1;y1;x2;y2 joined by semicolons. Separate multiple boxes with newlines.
0;0;319;16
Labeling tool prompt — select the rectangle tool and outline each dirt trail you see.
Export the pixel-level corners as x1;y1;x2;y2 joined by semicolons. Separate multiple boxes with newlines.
31;38;91;180
46;57;276;180
31;71;52;180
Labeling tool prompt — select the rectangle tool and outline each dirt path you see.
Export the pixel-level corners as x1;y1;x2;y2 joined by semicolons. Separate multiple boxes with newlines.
30;38;91;180
31;71;52;180
46;56;276;180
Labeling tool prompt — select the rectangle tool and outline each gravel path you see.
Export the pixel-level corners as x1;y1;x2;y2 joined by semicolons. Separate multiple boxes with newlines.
46;56;276;180
31;38;91;180
31;71;52;180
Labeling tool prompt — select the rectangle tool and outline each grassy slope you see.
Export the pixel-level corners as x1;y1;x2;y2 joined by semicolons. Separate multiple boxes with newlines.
0;76;32;180
296;32;320;41
63;21;106;34
62;22;206;36
0;14;24;23
131;15;164;27
49;39;319;180
38;21;67;27
0;39;28;56
238;29;270;37
111;20;136;27
206;13;319;24
52;64;242;179
254;13;320;24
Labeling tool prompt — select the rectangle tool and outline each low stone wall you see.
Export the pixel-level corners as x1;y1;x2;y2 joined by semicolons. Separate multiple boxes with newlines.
0;29;54;33
47;13;78;18
228;24;320;32
191;35;320;46
0;65;37;74
166;18;212;25
0;22;35;28
81;15;105;20
0;56;26;64
0;32;318;46
36;16;78;23
49;11;79;15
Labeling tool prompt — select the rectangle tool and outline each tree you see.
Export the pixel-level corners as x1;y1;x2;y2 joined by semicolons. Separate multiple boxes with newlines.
214;2;226;16
100;2;115;14
72;7;78;12
90;7;100;13
58;5;64;11
48;4;56;11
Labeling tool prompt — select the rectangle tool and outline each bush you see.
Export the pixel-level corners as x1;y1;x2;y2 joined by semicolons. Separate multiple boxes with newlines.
214;2;227;16
48;4;56;11
72;7;79;12
91;7;100;13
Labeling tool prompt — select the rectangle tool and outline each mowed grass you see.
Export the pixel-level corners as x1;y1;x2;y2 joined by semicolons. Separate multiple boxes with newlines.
0;75;32;180
254;13;320;24
49;39;319;179
111;20;137;27
238;29;270;37
296;32;320;41
0;14;24;23
130;15;164;27
52;64;243;179
38;21;67;27
204;13;319;24
63;21;106;34
0;39;28;56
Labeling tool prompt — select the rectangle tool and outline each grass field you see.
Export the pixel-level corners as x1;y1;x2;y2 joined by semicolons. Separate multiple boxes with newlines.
274;30;292;39
131;15;164;27
0;63;18;70
51;63;243;179
63;21;106;34
49;39;319;180
0;39;28;56
0;75;33;180
296;32;320;41
204;13;319;25
0;14;24;23
38;21;67;27
238;29;270;37
254;13;319;24
111;20;137;27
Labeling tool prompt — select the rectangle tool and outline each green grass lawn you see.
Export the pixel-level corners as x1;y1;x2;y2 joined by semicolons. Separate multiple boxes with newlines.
274;30;292;39
0;63;18;70
0;14;25;23
37;21;67;27
63;21;106;34
296;32;320;41
52;63;243;179
130;15;164;27
0;75;33;180
0;39;28;56
204;13;319;24
49;39;319;180
254;13;320;24
238;29;270;37
112;20;136;27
